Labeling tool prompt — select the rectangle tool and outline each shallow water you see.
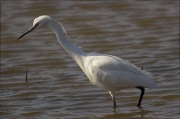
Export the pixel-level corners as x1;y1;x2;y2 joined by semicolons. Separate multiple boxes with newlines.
1;1;179;119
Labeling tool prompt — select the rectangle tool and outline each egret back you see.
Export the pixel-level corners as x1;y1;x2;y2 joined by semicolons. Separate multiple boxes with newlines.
84;53;157;91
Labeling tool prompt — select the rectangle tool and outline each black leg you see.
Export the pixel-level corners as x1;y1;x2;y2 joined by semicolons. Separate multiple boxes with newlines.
136;86;145;107
112;96;116;109
109;91;117;109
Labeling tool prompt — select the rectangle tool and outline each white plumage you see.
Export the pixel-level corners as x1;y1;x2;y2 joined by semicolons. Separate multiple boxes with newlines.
85;53;156;89
17;15;157;109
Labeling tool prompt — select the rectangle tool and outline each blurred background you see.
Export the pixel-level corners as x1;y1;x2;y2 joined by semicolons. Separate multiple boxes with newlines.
1;1;179;118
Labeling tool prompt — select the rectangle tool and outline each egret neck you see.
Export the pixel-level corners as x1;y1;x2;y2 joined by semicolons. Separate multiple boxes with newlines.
48;20;86;71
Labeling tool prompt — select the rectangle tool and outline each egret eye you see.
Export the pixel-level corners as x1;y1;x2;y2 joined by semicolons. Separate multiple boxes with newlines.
34;22;40;27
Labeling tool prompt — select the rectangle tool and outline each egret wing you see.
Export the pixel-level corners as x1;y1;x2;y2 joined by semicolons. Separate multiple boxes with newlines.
89;55;156;88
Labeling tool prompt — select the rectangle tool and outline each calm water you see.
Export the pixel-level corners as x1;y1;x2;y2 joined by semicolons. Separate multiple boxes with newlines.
1;1;179;119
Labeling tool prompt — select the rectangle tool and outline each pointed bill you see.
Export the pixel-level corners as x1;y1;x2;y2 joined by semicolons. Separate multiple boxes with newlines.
16;24;38;41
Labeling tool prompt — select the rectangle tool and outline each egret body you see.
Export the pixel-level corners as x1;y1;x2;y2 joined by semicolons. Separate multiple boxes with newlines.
17;15;157;109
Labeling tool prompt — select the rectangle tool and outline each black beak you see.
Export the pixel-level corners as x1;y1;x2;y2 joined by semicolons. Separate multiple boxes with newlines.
16;24;38;41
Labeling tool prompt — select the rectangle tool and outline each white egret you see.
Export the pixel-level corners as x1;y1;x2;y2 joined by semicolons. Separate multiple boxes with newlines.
17;15;157;109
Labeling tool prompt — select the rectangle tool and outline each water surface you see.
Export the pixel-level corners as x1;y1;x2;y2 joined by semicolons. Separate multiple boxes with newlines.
1;1;179;118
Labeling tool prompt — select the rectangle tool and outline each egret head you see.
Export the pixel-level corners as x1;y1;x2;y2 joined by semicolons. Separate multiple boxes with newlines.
16;15;52;40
